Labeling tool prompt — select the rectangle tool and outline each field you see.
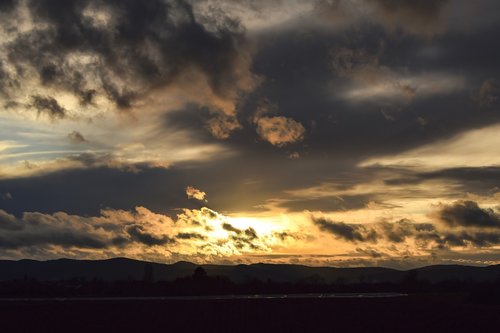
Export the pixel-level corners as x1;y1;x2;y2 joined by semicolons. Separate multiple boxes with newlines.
1;294;499;333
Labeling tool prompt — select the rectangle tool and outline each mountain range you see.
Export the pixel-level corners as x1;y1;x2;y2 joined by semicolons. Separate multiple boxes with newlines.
1;258;500;284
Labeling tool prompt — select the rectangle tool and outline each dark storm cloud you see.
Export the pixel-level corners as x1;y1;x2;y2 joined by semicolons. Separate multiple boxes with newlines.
313;201;500;248
126;225;173;246
0;210;109;249
313;218;378;242
421;227;500;249
2;1;500;230
0;233;108;250
244;227;258;240
121;0;500;218
313;218;433;244
0;207;178;251
220;221;260;249
239;23;500;161
1;0;252;113
434;200;500;229
175;232;206;240
222;222;241;234
158;1;500;162
439;231;500;248
31;95;66;119
229;227;260;250
67;131;87;144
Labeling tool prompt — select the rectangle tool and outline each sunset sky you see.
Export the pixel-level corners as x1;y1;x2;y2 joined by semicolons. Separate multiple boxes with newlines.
1;0;500;269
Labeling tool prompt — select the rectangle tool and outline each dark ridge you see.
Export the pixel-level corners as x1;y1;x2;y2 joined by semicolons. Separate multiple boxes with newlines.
0;258;499;284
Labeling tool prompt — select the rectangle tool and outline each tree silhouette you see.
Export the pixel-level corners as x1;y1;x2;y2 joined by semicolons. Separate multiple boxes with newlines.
193;267;207;280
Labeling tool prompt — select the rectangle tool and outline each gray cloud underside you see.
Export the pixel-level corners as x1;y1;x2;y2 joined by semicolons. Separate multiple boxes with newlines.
1;1;500;264
1;0;250;112
0;209;173;249
1;157;499;217
0;206;266;255
313;200;500;248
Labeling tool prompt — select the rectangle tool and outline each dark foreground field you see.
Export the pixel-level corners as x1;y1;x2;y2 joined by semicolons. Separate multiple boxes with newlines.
1;294;499;333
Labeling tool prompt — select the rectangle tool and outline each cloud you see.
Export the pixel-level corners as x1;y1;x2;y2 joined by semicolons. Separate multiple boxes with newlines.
313;218;378;242
1;1;500;268
437;230;500;248
312;218;432;245
221;222;260;250
329;45;465;104
312;200;500;250
0;205;290;260
0;0;258;136
229;227;260;250
433;200;500;229
310;0;450;37
0;209;22;231
126;224;173;246
255;116;305;147
193;0;315;32
278;194;373;213
329;46;381;79
477;79;500;107
31;95;66;119
368;0;450;36
384;167;500;197
0;206;175;250
1;192;12;200
175;232;206;240
205;115;242;139
186;186;207;202
249;99;306;147
67;131;87;144
360;124;500;170
222;222;241;234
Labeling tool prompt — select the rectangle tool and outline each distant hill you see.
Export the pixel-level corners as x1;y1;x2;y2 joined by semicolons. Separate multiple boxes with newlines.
0;258;499;284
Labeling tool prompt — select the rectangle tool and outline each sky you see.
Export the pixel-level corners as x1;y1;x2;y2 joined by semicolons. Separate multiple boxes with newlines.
1;0;500;269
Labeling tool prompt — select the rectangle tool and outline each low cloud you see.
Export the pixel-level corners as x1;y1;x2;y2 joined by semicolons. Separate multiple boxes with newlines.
222;222;241;234
312;200;500;250
0;206;290;261
67;131;87;144
433;200;500;229
312;217;427;244
186;186;207;202
0;207;175;250
313;218;378;242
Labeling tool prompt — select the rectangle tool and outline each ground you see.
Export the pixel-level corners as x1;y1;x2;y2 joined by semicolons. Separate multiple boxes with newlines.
0;294;499;332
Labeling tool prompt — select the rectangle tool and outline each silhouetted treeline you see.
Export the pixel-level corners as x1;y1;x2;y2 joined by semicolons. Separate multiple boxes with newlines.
1;267;500;304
